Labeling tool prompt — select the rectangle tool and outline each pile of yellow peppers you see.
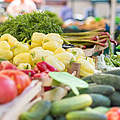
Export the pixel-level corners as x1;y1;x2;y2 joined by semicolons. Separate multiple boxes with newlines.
0;33;96;77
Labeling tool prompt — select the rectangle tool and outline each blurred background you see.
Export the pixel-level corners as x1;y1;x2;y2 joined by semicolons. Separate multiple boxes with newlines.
0;0;120;39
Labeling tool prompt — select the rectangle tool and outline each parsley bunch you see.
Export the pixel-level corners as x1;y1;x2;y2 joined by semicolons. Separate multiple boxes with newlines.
0;11;63;42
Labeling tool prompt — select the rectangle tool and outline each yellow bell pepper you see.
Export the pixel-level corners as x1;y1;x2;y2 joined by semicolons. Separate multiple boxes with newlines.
13;52;33;65
43;41;62;52
0;34;19;47
54;47;66;54
45;55;65;71
0;41;13;60
31;32;46;48
30;47;44;52
55;52;76;66
0;41;11;50
17;63;31;70
77;58;96;77
12;42;29;56
67;48;85;59
30;47;54;64
0;49;13;60
43;33;63;45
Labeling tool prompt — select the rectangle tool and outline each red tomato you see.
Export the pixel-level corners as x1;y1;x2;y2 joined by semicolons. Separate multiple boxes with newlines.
110;107;120;112
0;70;31;94
0;75;17;104
106;111;120;120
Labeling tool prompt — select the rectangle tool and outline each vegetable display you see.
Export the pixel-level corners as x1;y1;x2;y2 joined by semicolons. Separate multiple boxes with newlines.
0;11;63;42
0;33;96;78
0;11;120;120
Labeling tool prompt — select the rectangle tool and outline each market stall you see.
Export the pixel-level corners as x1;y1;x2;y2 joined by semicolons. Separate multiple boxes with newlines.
0;0;120;119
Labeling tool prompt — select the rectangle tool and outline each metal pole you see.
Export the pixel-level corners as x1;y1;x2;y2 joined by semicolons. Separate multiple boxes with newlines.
110;0;116;52
110;0;116;39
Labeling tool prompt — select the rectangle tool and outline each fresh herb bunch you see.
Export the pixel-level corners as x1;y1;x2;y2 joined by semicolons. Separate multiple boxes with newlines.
0;11;63;41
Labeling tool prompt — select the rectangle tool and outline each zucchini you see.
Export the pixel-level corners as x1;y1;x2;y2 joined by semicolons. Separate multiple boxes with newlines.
65;85;115;98
66;111;107;120
19;101;51;120
103;69;120;76
90;94;111;107
93;106;110;114
91;74;120;90
51;94;92;116
86;85;115;96
109;91;120;106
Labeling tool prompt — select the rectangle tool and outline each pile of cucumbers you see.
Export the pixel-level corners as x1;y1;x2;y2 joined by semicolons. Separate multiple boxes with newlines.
19;69;120;120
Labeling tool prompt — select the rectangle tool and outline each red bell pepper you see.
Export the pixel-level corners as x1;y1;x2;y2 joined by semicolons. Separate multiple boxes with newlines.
37;61;57;72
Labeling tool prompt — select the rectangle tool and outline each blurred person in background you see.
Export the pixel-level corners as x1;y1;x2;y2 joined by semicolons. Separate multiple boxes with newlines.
60;1;73;21
33;0;42;9
7;0;37;17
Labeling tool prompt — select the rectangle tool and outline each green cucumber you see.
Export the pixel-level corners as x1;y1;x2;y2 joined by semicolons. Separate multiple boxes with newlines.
90;94;111;107
86;85;115;96
65;85;115;98
91;74;120;90
82;75;93;83
109;91;120;106
66;111;107;120
19;101;51;120
51;94;92;116
104;69;120;76
93;107;110;114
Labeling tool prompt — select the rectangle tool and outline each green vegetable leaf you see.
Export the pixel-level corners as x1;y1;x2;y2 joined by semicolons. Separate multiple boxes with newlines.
49;72;88;95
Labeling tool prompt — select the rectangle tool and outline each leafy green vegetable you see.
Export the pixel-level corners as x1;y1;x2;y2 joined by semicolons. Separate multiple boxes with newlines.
0;11;63;42
49;72;88;95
